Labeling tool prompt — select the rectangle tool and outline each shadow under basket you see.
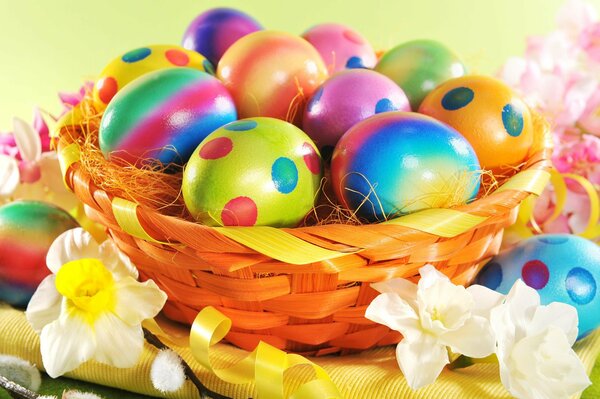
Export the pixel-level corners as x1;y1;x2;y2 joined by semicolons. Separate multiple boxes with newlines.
56;100;553;356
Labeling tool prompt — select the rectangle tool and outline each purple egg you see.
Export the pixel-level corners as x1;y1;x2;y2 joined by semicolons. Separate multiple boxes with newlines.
182;8;263;66
303;69;410;154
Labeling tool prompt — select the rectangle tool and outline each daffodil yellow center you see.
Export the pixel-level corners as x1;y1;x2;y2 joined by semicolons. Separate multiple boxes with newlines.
55;258;116;323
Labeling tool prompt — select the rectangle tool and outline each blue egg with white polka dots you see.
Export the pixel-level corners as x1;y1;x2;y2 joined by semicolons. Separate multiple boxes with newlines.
303;69;411;153
476;234;600;339
183;117;322;227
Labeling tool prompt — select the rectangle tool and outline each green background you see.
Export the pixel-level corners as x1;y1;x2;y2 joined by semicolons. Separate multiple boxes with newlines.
2;0;600;130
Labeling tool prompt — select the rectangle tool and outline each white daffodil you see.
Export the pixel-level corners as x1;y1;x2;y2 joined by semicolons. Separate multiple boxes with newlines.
25;228;167;378
365;265;503;389
490;280;590;399
0;116;78;211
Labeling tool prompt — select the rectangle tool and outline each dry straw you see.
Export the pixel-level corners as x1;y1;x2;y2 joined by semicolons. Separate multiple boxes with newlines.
56;95;553;355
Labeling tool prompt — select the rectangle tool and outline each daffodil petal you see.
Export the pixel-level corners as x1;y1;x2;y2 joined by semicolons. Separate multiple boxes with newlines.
93;312;144;368
25;275;62;334
99;240;138;280
528;302;579;345
440;316;495;358
12;117;41;162
40;312;96;378
46;228;99;274
370;278;417;306
417;264;449;290
0;155;20;197
113;277;167;326
466;284;504;319
417;279;472;333
364;293;421;341
395;336;449;390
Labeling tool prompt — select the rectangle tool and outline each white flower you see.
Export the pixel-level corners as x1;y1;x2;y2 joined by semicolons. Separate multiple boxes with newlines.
25;228;167;378
365;265;503;389
150;349;186;393
490;280;591;399
0;116;78;211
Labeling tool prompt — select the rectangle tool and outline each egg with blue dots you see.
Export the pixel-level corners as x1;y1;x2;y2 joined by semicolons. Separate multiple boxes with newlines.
182;118;323;227
182;7;263;66
99;68;237;168
93;44;214;109
0;201;79;307
301;23;377;73
419;75;534;173
331;112;481;222
302;69;410;159
476;234;600;339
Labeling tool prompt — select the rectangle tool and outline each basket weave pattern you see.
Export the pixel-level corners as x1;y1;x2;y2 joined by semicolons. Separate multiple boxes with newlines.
57;104;553;355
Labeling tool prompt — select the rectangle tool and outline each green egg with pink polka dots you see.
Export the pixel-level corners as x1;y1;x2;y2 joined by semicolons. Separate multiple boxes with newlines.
182;117;323;227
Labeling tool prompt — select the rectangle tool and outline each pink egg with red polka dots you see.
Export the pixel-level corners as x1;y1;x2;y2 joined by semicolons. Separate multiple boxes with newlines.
302;23;377;73
93;44;214;109
182;117;322;227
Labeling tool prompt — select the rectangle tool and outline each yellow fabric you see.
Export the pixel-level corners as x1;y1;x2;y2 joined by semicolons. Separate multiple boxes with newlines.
495;169;550;195
58;143;80;189
111;198;166;244
1;305;598;399
384;208;487;238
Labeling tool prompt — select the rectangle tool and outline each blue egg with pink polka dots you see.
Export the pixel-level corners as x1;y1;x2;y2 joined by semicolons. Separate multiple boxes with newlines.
476;234;600;339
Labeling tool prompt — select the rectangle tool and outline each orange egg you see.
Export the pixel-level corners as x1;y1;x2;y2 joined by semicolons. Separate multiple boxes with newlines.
419;75;534;172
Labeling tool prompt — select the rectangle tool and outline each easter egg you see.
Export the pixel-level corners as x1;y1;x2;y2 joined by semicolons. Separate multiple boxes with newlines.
99;68;237;167
217;31;328;124
93;44;213;109
183;118;322;227
301;23;377;73
303;69;410;157
331;112;480;222
419;75;534;172
182;7;263;66
476;234;600;339
375;40;466;109
0;201;79;307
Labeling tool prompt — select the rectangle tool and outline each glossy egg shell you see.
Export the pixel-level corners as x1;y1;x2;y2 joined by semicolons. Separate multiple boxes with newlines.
331;112;481;222
182;7;263;66
419;75;534;172
93;44;213;109
302;69;410;155
217;31;328;124
99;68;237;167
0;201;79;307
301;23;377;73
476;234;600;339
375;39;466;109
183;118;322;227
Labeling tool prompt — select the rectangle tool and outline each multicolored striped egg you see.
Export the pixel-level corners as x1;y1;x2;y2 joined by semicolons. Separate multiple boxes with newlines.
375;40;466;109
182;7;263;66
476;234;600;339
183;118;322;227
217;31;328;124
419;75;534;173
301;23;377;73
93;45;213;109
303;69;410;156
331;112;481;222
0;201;79;307
99;68;237;167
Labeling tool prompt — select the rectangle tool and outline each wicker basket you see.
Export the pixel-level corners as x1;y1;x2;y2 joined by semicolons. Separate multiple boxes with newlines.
56;99;552;356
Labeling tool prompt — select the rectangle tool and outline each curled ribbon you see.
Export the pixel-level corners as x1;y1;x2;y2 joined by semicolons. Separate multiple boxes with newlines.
189;306;342;399
511;169;600;240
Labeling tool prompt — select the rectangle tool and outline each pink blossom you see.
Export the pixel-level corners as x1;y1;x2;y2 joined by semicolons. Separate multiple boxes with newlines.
580;22;600;62
0;109;50;159
556;0;598;37
58;81;93;114
578;87;600;136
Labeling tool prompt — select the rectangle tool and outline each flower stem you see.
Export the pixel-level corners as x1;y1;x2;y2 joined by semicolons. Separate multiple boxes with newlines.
0;375;40;399
447;354;497;370
142;328;235;399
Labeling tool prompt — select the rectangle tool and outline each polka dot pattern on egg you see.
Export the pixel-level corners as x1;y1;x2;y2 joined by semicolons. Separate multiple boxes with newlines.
502;103;524;137
271;157;299;194
302;142;321;175
97;77;118;104
122;47;152;63
522;259;550;289
441;87;474;110
221;196;258;226
346;56;366;69
566;267;596;305
199;137;233;159
165;49;190;66
476;262;502;290
225;120;258;131
375;98;396;114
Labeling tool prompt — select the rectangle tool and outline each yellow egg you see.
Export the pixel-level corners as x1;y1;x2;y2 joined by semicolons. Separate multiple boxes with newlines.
419;75;534;172
92;44;213;109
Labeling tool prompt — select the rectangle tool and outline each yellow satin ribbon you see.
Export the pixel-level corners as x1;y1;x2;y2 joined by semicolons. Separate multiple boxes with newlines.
189;307;342;399
511;169;600;240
